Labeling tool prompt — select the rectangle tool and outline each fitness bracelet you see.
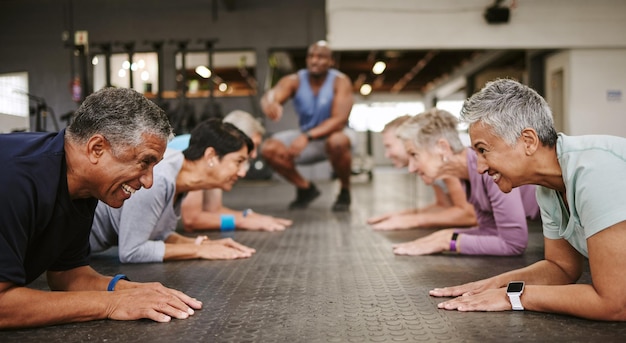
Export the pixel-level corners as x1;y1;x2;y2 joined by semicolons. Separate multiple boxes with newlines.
107;274;130;292
506;281;525;310
449;232;459;252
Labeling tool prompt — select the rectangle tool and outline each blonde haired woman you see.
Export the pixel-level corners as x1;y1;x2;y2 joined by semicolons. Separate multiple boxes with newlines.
392;108;539;256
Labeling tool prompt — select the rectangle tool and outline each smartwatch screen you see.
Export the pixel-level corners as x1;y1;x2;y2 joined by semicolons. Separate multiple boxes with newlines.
508;282;524;292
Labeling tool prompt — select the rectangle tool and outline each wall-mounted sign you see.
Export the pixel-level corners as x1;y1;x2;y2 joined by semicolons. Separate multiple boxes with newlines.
607;89;622;102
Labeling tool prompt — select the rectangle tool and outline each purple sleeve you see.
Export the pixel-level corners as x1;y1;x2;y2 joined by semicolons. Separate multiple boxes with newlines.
459;170;529;256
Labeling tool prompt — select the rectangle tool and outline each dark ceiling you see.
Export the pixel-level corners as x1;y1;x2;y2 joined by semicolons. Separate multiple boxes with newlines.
182;0;531;98
269;48;528;97
184;48;528;99
336;50;484;93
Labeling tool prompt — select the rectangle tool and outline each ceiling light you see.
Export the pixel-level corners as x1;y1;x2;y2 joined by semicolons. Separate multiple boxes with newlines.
372;61;386;75
218;83;228;92
360;84;372;96
195;65;211;78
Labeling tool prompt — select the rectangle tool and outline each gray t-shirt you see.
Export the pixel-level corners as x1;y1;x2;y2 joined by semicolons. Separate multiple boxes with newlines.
90;150;185;263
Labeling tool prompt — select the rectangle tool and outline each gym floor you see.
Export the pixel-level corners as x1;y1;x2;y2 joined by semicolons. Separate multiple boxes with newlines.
2;169;624;342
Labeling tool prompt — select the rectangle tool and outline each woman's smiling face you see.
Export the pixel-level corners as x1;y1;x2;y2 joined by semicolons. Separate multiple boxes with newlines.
213;146;250;191
469;122;525;193
383;129;409;168
404;140;442;185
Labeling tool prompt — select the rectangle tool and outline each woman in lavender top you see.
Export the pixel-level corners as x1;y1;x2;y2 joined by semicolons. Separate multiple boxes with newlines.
392;108;539;256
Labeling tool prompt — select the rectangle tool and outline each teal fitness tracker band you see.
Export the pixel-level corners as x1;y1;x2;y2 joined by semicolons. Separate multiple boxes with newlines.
220;214;236;231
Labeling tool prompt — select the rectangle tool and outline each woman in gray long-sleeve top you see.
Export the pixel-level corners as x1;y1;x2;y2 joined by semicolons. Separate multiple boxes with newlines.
90;118;256;263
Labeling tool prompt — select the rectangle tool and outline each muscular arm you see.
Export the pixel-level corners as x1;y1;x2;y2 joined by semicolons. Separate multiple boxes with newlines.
181;189;235;231
487;238;584;287
307;74;354;139
260;74;298;121
181;189;292;232
47;265;111;291
0;280;111;328
522;221;626;320
431;237;581;295
0;266;200;329
433;229;626;321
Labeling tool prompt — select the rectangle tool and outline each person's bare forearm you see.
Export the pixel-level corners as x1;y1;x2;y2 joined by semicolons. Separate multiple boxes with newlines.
524;283;626;321
260;91;274;114
307;116;347;138
488;259;579;289
183;211;222;230
183;209;245;231
436;270;624;320
163;242;201;260
164;232;197;245
0;286;109;329
47;266;109;291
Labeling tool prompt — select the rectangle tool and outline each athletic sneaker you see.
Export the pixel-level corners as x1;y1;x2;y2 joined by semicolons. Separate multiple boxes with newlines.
288;183;321;209
331;188;351;212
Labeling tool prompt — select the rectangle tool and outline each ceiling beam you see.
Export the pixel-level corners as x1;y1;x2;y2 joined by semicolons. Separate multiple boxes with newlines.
390;50;438;93
423;50;511;100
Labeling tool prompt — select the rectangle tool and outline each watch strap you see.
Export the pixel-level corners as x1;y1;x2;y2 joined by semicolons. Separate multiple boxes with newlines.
508;294;524;310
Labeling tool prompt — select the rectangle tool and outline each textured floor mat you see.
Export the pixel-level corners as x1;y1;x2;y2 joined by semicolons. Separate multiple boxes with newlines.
2;171;624;342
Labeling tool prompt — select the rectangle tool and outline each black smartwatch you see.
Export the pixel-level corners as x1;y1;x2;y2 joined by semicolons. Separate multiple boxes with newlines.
506;281;525;310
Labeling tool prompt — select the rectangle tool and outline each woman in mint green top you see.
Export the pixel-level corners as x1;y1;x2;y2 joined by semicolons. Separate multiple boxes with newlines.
430;78;626;321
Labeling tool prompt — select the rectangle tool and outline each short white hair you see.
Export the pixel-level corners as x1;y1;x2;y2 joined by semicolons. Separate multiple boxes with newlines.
460;79;557;147
223;110;265;138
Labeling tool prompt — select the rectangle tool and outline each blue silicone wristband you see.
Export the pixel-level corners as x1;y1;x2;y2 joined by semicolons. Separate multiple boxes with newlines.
220;214;236;231
107;274;130;291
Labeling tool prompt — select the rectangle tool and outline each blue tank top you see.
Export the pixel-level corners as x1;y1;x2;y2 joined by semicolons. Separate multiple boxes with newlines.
293;68;339;132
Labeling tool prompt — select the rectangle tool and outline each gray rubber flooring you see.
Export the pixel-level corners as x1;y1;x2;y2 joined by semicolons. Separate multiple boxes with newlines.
2;169;625;342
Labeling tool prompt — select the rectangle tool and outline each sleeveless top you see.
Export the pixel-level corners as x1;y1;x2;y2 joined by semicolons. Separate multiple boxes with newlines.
293;68;339;132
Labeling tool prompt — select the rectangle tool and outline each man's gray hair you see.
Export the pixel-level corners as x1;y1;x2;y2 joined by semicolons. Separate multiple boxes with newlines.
66;87;172;154
223;110;265;138
396;108;465;154
460;79;558;147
